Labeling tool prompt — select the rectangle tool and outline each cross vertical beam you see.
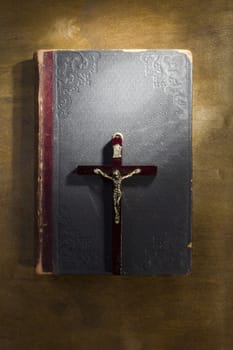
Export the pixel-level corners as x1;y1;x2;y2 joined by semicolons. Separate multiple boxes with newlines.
112;133;123;275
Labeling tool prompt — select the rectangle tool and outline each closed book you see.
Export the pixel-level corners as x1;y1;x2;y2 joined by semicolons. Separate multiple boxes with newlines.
35;49;192;275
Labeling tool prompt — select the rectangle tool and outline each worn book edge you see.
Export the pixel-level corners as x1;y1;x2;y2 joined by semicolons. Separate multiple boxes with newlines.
35;50;53;274
35;50;44;274
35;49;192;62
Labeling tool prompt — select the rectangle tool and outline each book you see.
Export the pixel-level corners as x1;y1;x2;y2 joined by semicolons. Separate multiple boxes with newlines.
35;49;192;275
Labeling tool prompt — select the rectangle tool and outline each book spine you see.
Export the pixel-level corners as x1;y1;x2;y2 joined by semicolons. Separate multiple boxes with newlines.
35;51;54;274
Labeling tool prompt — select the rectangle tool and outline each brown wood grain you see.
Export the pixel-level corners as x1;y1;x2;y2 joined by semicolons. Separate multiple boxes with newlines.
0;0;232;349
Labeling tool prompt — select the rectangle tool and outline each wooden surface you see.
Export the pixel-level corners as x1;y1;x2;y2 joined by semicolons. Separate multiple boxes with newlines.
0;1;232;349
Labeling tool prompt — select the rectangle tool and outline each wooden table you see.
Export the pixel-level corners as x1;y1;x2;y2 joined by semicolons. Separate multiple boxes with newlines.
0;1;232;349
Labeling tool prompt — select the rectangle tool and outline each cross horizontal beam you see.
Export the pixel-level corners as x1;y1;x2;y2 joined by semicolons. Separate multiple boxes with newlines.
77;165;157;176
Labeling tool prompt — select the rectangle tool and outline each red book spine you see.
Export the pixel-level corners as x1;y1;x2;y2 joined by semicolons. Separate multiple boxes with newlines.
35;51;54;274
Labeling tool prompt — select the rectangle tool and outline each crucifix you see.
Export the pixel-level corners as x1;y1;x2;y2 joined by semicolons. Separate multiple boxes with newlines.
77;132;157;275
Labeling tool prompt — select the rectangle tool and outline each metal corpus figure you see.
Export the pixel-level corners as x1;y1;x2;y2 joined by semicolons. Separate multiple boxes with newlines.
94;168;141;224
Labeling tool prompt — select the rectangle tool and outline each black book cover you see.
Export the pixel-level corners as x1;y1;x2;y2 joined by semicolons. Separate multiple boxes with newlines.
35;49;192;275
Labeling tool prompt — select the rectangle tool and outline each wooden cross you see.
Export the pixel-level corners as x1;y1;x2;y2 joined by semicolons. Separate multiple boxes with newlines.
77;132;157;275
